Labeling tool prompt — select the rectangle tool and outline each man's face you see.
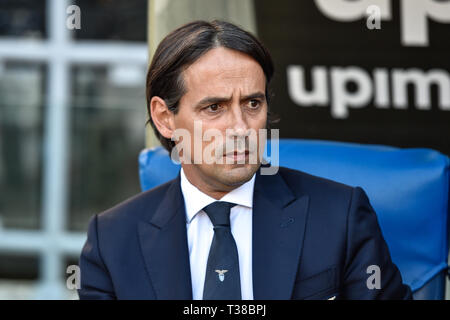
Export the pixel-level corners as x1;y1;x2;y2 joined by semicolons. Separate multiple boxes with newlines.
173;47;267;193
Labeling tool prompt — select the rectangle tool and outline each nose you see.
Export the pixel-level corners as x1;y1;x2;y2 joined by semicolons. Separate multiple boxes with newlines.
227;104;250;138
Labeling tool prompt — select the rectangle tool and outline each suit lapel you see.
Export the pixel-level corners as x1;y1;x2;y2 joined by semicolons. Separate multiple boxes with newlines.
137;173;193;299
252;167;310;299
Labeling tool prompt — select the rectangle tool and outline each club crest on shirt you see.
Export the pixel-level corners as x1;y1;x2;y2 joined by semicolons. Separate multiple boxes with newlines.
215;269;228;282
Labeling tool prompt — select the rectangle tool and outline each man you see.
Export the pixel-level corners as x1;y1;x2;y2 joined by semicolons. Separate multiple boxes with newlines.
78;20;412;300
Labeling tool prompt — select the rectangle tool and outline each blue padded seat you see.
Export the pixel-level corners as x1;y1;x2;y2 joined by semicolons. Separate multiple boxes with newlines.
138;138;450;299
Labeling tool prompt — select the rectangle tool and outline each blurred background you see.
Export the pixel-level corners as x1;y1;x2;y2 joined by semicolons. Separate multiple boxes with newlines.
0;0;448;299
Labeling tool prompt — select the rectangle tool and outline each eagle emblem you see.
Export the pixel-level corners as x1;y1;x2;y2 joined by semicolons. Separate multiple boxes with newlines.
215;269;228;282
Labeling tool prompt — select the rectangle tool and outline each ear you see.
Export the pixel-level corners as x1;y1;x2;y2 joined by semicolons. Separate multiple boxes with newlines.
150;96;176;139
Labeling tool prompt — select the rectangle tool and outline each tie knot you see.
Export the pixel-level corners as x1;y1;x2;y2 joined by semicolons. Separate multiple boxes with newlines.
202;201;236;227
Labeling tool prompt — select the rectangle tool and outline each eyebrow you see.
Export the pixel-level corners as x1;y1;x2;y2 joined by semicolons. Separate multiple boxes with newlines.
194;92;266;109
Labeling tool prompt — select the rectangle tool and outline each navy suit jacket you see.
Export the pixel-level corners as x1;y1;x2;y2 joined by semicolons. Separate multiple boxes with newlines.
78;165;412;300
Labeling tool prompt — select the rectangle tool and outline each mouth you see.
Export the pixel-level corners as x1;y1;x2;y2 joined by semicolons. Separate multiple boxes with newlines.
223;150;250;162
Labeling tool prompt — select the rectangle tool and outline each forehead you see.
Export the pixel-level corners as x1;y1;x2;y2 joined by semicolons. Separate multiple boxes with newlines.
181;47;266;98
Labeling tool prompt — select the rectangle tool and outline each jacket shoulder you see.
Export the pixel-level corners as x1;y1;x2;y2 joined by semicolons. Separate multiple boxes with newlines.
95;177;176;227
277;166;355;198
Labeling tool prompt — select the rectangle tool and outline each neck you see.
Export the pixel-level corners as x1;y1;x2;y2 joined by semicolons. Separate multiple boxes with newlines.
181;165;241;200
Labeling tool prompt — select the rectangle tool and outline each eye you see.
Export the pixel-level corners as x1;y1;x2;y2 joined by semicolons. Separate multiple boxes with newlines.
204;104;222;113
248;99;261;109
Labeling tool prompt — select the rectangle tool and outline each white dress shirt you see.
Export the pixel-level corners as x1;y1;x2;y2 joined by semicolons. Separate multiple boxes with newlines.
180;168;255;300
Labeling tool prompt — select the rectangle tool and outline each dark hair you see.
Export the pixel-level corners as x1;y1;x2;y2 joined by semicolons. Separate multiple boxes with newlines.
146;20;279;153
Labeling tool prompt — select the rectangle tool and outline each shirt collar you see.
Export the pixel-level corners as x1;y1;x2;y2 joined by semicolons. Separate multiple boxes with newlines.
180;167;256;224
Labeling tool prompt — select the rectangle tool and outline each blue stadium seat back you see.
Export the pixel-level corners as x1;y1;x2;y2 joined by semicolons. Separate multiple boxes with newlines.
139;138;450;299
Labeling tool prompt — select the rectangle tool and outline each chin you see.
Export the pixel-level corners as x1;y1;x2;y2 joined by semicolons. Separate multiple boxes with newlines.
217;163;259;186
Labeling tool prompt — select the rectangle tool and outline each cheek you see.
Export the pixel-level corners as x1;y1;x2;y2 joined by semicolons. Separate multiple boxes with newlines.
251;108;268;129
201;126;226;156
173;111;197;144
